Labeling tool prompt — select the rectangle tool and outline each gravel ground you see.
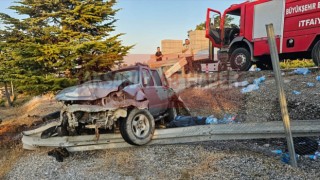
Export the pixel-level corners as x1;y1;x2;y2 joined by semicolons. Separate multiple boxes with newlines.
4;141;320;180
238;71;320;122
2;70;320;179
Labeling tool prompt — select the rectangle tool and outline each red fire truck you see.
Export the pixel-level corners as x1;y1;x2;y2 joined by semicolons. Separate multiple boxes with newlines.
206;0;320;70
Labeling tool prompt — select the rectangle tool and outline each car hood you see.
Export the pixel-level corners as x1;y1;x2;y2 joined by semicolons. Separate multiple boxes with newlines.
56;80;126;101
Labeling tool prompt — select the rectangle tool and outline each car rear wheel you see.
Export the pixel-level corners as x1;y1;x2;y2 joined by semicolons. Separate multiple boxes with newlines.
312;40;320;66
120;108;155;145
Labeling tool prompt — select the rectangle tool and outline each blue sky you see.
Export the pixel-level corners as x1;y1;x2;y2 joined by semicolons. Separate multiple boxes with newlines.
0;0;244;54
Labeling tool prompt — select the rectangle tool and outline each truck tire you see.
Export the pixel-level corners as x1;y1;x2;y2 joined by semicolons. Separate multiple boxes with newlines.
120;108;155;145
312;40;320;66
230;48;252;71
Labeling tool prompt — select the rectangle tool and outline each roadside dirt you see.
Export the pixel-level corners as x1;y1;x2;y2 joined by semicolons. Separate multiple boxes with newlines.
0;95;61;178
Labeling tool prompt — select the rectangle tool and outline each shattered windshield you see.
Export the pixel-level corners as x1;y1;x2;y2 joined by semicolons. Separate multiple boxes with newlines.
93;68;139;84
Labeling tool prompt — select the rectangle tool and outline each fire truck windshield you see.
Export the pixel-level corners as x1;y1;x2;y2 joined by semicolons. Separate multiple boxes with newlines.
224;10;241;45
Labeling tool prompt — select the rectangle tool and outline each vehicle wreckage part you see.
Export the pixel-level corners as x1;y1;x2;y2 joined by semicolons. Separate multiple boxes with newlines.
59;113;69;136
120;108;155;145
40;106;130;139
41;126;59;139
22;120;320;151
165;101;178;123
60;104;129;131
22;121;60;136
48;148;70;162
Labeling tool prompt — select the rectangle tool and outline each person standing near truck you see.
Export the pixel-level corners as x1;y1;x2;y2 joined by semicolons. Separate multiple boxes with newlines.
155;47;163;61
182;39;194;73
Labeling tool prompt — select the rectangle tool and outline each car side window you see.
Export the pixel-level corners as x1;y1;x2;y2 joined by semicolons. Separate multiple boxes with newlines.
142;69;154;87
151;70;162;86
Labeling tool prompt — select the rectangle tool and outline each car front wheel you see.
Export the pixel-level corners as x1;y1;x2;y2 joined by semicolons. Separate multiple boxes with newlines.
120;108;155;145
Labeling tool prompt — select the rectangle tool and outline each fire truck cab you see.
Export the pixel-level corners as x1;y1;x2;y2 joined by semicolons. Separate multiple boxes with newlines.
206;0;320;70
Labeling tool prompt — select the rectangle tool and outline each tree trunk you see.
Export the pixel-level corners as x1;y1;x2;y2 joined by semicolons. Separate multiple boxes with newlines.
4;81;13;107
10;81;15;102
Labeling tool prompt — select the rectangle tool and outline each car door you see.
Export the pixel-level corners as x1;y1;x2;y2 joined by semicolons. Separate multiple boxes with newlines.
141;68;161;116
151;70;169;114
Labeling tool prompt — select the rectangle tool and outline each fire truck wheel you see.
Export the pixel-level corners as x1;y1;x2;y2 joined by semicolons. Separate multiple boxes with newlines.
312;41;320;66
120;108;155;146
230;48;252;71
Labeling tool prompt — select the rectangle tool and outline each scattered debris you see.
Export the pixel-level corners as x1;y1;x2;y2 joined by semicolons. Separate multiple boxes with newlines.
233;81;249;87
271;149;283;155
206;114;237;125
241;76;266;93
47;148;70;162
304;154;318;160
253;76;266;85
241;84;259;93
280;153;300;164
307;82;315;87
271;137;319;164
248;65;261;72
293;68;310;75
263;143;270;147
292;90;301;95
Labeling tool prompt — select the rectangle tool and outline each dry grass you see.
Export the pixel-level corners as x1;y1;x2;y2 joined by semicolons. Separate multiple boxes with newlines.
0;94;61;139
0;144;25;179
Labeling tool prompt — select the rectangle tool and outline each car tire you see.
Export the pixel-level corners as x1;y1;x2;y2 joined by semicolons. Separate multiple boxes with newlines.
230;48;252;71
312;40;320;66
120;108;155;146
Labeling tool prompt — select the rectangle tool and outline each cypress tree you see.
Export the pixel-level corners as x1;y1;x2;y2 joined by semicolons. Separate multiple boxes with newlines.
0;0;132;95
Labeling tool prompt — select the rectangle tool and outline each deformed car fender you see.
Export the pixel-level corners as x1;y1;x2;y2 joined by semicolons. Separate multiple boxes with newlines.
135;90;147;101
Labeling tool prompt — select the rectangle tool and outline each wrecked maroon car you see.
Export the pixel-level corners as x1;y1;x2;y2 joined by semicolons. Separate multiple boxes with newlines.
49;64;182;145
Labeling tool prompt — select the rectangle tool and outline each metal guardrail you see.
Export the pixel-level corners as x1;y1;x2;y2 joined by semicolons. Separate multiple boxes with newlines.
22;120;320;152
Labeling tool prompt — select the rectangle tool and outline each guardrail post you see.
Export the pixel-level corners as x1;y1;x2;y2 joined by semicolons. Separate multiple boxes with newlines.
266;24;297;167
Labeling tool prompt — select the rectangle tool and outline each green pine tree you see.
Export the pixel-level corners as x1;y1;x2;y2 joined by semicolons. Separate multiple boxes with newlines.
0;0;133;95
195;15;235;30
